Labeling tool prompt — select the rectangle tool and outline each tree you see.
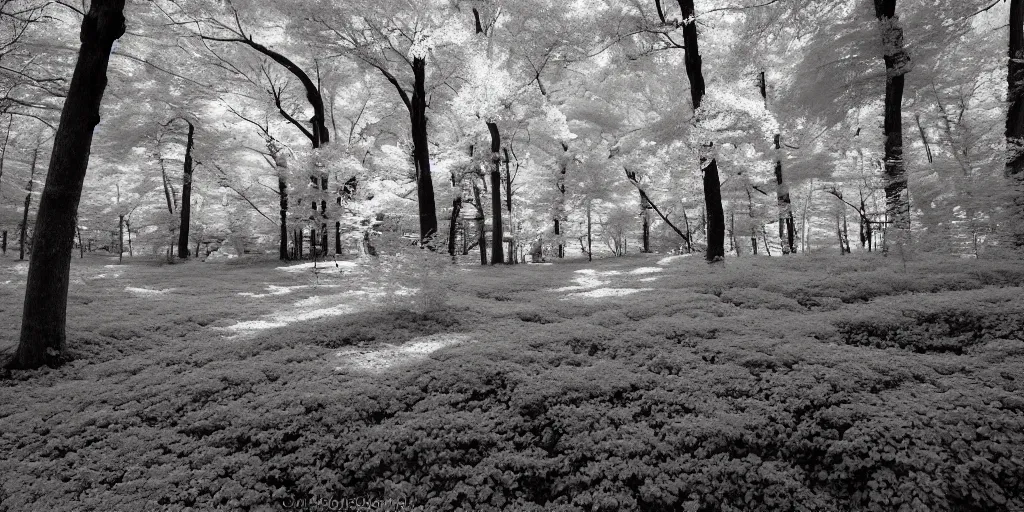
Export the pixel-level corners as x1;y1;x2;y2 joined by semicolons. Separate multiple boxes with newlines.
677;0;725;262
309;0;477;245
1008;0;1024;247
873;0;912;247
9;0;126;370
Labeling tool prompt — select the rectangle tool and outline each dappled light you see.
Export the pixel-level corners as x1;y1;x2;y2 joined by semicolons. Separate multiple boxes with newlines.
334;333;475;372
2;0;1023;509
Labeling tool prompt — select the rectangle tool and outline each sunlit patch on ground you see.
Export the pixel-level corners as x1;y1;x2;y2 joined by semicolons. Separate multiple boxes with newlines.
238;284;341;298
219;290;382;337
275;261;360;274
563;287;652;299
630;267;664;275
657;254;691;265
550;268;625;292
125;286;175;295
334;333;475;373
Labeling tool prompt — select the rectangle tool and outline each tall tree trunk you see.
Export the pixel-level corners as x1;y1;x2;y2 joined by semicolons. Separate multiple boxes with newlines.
19;145;39;261
556;142;568;258
759;72;795;254
554;219;562;258
487;123;504;264
729;210;736;255
0;115;10;199
586;201;593;262
176;120;195;258
275;150;289;261
642;206;651;253
77;226;83;258
1008;0;1024;247
335;221;342;254
747;188;758;255
677;0;725;262
473;180;487;265
504;148;515;264
874;0;911;246
682;208;692;253
2;231;7;255
159;157;175;215
448;197;462;257
118;215;124;263
915;113;933;164
409;58;438;245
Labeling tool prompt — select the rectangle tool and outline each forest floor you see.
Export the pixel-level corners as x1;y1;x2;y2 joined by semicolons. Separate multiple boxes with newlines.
1;251;1023;511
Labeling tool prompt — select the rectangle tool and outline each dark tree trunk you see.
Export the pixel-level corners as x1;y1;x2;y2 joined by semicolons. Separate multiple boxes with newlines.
554;219;562;258
77;226;83;258
503;148;515;264
556;142;568;258
473;180;487;265
335;221;342;254
410;58;438;245
177;120;194;258
448;197;462;257
586;202;593;262
642;207;651;253
1008;0;1024;246
747;189;758;256
760;72;796;254
310;227;317;257
874;0;911;242
2;230;7;255
278;174;288;261
677;0;725;262
682;209;693;253
703;158;726;260
488;122;504;264
0;115;10;202
19;146;39;261
118;215;124;263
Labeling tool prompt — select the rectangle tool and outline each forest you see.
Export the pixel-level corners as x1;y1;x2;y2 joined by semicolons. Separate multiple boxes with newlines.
1;0;1024;510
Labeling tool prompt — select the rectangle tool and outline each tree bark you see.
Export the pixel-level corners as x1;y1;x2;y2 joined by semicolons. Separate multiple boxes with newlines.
760;72;796;254
2;231;7;255
874;0;911;245
556;142;568;258
410;58;438;245
487;122;504;264
586;201;593;262
504;148;515;264
677;0;725;262
0;115;10;200
275;150;289;261
703;156;726;260
1008;0;1024;246
448;197;462;257
335;221;342;254
19;145;39;261
642;207;651;253
682;208;693;253
118;215;124;263
176;120;194;258
473;179;487;265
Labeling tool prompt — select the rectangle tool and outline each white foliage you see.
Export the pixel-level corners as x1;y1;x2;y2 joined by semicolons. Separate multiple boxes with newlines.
450;54;516;122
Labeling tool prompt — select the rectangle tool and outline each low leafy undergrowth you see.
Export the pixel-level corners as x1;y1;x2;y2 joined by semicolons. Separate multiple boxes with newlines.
1;253;1023;511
